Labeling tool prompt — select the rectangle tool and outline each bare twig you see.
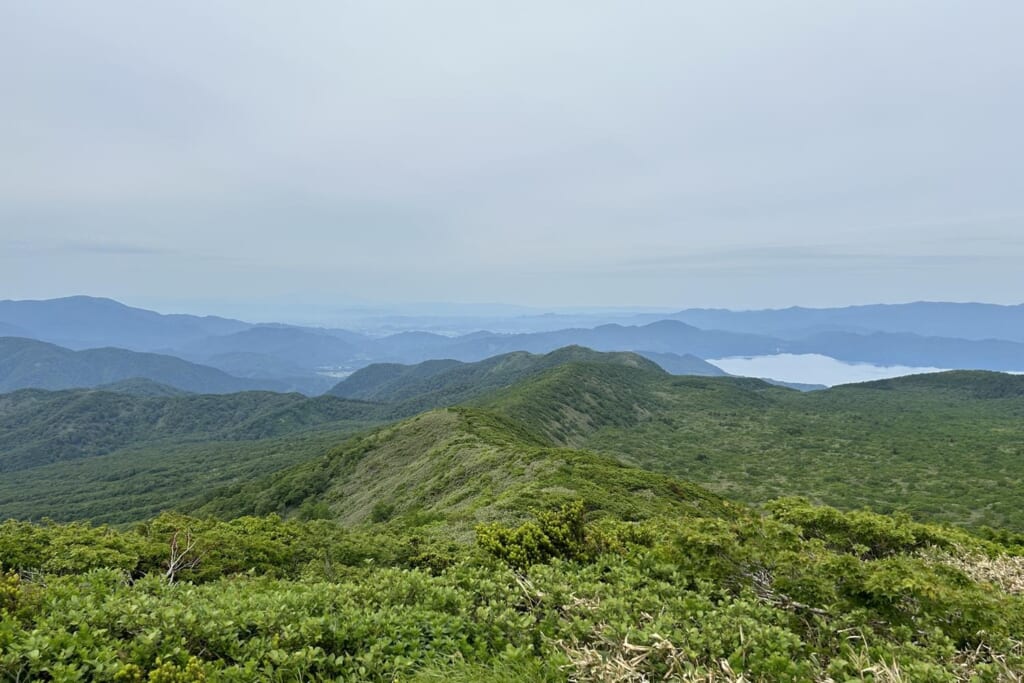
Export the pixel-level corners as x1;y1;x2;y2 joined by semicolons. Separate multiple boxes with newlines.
165;529;201;583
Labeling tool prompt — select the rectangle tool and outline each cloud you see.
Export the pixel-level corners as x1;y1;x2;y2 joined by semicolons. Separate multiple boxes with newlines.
59;242;177;256
611;244;998;275
1;1;1022;309
0;238;175;257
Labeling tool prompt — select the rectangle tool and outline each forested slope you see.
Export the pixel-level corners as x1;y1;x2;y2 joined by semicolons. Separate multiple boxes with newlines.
482;365;1024;530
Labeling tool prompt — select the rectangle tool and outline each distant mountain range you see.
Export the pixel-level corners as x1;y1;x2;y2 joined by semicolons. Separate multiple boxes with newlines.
667;301;1024;342
2;296;1023;395
286;300;1024;339
786;331;1024;369
0;337;307;394
0;295;250;350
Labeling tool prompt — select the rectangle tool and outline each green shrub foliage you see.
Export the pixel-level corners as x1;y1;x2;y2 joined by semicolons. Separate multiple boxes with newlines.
2;499;1018;680
476;501;588;568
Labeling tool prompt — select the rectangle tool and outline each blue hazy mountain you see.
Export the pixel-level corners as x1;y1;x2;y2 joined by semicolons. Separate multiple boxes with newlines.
786;331;1024;371
172;326;367;372
0;337;296;394
633;351;728;376
5;298;1024;393
668;302;1024;342
0;296;250;350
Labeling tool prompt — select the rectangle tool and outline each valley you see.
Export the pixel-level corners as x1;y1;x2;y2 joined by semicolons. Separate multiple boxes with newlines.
2;309;1023;680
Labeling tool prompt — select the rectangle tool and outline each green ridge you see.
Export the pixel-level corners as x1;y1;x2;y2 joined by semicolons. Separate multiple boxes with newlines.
481;365;1024;530
192;407;731;534
329;345;663;416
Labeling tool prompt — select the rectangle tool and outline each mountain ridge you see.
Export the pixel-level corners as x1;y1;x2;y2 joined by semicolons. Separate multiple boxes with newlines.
0;296;250;350
190;406;733;531
328;346;664;416
6;298;1024;391
2;347;1024;530
0;337;313;395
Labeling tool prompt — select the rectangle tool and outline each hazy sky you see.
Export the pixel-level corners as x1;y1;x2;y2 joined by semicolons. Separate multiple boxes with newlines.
2;1;1022;318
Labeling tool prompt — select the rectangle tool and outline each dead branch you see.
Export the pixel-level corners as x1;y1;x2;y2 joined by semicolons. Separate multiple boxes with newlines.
165;529;201;583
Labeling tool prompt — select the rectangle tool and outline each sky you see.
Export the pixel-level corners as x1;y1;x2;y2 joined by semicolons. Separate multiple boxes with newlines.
2;1;1022;320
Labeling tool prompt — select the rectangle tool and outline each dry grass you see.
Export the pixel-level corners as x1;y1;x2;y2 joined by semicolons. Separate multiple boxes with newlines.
929;550;1024;594
555;615;1024;682
557;631;753;683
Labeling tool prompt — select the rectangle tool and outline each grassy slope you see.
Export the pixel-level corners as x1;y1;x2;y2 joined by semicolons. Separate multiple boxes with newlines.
192;407;732;536
483;365;1024;530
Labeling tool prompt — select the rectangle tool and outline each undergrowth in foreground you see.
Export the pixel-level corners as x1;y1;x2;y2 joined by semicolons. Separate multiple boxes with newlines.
1;499;1022;681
